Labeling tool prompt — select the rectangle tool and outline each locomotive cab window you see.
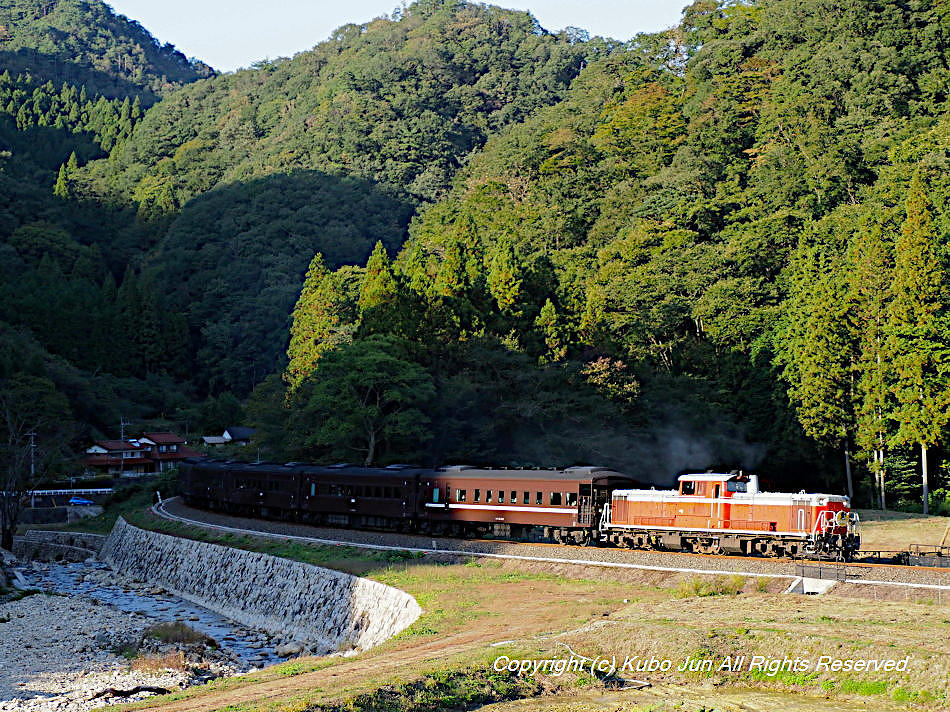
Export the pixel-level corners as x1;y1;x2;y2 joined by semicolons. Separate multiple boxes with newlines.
681;481;696;495
726;480;747;493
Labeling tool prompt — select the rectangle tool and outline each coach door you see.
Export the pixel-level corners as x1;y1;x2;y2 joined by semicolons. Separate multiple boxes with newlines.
577;484;593;525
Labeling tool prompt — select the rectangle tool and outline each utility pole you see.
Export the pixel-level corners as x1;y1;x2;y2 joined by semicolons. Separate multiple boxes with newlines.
29;430;36;508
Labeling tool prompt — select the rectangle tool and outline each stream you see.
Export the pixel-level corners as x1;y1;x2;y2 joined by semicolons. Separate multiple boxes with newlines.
13;561;280;670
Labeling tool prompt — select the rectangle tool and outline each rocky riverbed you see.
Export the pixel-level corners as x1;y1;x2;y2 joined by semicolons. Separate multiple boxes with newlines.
0;592;217;711
0;561;310;711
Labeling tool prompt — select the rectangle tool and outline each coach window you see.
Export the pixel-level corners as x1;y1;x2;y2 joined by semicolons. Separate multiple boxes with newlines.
474;489;481;502
512;490;518;503
457;489;466;502
550;492;562;506
681;481;696;495
498;490;505;503
536;491;543;505
374;486;382;497
486;490;493;502
523;491;529;504
310;483;316;497
432;487;440;503
566;492;577;506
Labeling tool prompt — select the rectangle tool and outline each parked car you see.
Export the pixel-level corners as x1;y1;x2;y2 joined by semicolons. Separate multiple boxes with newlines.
68;496;95;506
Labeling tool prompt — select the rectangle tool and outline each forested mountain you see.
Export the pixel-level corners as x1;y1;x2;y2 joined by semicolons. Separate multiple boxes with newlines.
0;0;211;450
264;0;950;510
0;0;212;103
4;0;950;511
72;0;604;393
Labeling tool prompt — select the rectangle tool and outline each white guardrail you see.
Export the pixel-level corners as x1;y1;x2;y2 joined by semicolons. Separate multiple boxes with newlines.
28;489;113;496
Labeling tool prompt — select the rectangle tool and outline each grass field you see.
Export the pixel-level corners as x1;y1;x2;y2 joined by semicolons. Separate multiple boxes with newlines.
855;508;950;551
101;507;950;712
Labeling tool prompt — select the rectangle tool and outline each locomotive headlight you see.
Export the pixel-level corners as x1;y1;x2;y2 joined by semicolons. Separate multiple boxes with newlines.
835;511;849;526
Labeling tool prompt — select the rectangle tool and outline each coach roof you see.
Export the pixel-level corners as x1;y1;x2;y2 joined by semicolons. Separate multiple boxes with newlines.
431;466;631;482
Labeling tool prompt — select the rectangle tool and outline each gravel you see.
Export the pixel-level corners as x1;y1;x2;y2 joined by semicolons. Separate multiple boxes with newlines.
0;584;239;711
0;593;169;710
161;499;950;588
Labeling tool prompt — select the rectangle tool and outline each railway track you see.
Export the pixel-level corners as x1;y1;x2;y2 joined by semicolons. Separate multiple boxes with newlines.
151;497;950;591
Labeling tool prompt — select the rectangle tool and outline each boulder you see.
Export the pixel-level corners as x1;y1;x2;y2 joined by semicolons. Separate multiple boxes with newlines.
275;641;304;657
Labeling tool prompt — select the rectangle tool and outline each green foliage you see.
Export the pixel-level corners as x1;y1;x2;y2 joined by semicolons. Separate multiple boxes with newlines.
0;0;212;103
886;177;950;451
288;335;436;465
79;1;593;208
0;73;143;151
8;0;950;504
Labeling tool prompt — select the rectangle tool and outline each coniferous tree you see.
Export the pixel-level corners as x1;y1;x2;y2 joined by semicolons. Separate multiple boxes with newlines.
778;230;856;497
886;177;950;514
536;298;567;364
52;163;71;199
358;242;401;334
848;212;895;509
286;255;361;391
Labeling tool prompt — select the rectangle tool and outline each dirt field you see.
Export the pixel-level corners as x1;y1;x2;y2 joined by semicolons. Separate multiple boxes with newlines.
115;534;950;712
856;509;950;551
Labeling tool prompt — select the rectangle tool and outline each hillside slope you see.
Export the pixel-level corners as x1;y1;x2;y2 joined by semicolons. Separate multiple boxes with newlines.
0;0;212;103
71;0;604;393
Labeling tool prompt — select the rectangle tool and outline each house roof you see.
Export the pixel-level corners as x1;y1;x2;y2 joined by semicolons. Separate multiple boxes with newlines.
224;426;255;441
95;440;144;452
203;435;229;445
140;431;186;445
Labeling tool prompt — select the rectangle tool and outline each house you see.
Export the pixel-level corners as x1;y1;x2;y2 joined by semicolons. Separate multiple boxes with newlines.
82;439;151;477
82;431;204;477
223;426;255;445
202;426;256;447
138;432;203;472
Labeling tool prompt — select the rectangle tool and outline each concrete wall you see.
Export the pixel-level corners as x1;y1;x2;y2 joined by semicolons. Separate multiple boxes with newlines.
100;518;421;652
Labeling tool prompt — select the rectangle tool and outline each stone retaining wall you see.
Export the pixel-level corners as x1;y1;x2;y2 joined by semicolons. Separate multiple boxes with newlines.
12;531;105;563
99;518;421;652
24;531;106;552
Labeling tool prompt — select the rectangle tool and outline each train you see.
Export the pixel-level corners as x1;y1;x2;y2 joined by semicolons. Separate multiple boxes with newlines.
178;459;861;559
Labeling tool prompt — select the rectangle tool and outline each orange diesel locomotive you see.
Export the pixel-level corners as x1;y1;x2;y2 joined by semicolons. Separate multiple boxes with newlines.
601;472;860;558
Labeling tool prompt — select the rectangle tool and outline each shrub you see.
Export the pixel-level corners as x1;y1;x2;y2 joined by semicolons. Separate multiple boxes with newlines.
675;575;745;598
144;622;216;647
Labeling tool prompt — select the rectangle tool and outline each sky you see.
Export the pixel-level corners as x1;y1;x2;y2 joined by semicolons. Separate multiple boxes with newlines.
104;0;686;72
